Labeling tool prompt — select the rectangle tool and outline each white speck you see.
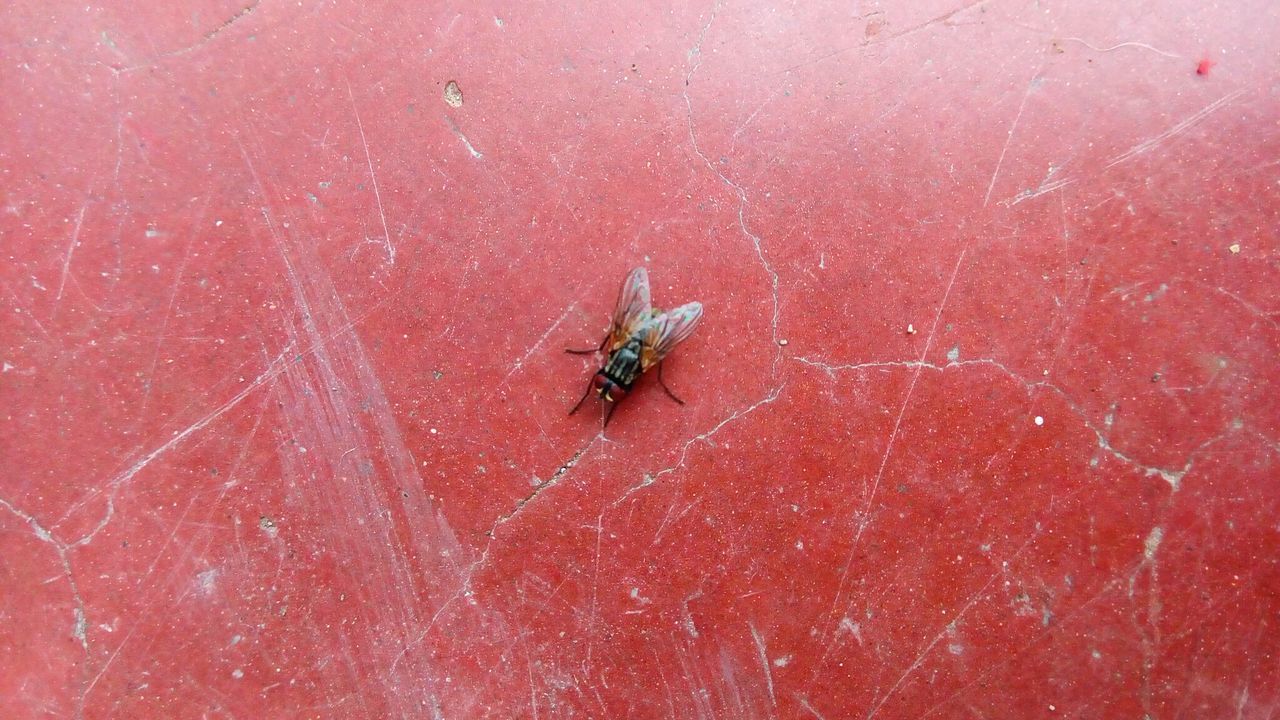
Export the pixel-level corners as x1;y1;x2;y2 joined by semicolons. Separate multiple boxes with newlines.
215;220;223;227
494;15;504;27
430;428;438;434
778;338;788;346
145;227;160;238
1048;705;1056;712
529;474;540;486
1034;416;1044;426
232;668;244;679
1;362;12;373
1229;243;1241;254
1091;649;1102;659
906;324;916;334
230;634;243;646
946;346;959;362
772;655;791;667
948;642;964;655
1042;369;1050;376
795;540;804;550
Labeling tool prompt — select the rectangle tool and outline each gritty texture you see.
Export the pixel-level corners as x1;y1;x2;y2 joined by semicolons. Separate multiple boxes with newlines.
1;0;1278;718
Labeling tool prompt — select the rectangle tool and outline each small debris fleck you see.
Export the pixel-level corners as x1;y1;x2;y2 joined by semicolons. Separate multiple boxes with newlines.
1228;243;1241;254
1151;372;1161;383
443;80;464;108
232;668;244;679
906;324;916;335
778;338;788;346
1034;415;1044;426
1196;57;1214;76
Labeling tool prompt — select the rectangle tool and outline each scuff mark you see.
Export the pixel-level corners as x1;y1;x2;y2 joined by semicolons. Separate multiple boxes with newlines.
984;69;1042;207
346;80;395;265
1105;89;1246;169
445;116;484;159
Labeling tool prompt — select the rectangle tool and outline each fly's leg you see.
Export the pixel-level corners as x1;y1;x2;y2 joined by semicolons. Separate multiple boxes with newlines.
604;401;620;427
656;362;685;405
569;376;596;415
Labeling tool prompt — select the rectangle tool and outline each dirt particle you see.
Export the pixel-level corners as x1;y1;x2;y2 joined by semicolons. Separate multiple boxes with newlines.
1228;243;1241;254
443;80;463;108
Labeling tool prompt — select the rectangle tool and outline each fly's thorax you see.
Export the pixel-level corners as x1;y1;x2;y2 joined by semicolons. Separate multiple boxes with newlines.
603;338;644;388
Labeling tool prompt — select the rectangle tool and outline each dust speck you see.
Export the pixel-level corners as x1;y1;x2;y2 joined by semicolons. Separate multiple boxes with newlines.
946;346;960;362
443;80;463;108
1034;416;1044;426
1228;243;1241;254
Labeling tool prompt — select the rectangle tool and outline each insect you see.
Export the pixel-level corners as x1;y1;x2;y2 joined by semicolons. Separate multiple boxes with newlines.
567;267;703;426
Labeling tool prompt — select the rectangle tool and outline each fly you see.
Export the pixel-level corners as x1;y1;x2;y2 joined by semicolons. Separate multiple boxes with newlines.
567;267;703;426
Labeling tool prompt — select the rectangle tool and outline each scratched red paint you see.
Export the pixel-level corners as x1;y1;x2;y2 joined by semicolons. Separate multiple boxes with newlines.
2;0;1277;718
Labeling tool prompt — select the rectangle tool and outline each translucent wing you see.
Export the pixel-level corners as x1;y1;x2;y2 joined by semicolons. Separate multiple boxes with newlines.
638;301;703;371
608;267;652;352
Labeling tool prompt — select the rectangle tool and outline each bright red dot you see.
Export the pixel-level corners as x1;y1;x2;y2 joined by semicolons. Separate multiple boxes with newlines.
1196;58;1215;76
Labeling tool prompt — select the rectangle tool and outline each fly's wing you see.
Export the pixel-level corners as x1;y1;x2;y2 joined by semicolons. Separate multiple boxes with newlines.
608;267;652;352
638;301;703;371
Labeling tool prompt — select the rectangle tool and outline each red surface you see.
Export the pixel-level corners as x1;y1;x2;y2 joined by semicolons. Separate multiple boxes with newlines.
3;1;1278;718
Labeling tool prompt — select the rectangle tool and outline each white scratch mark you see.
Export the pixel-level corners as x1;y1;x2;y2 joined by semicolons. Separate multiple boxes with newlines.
56;200;91;305
860;250;964;537
797;694;829;720
445;115;484;159
503;304;576;385
817;250;965;667
346;80;395;265
1105;90;1246;169
984;71;1041;207
865;534;1037;720
750;623;777;709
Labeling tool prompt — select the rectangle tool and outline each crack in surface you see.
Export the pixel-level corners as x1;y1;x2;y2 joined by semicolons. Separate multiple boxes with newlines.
615;384;784;505
392;436;602;674
682;1;782;374
793;355;1229;490
0;497;92;717
485;438;600;537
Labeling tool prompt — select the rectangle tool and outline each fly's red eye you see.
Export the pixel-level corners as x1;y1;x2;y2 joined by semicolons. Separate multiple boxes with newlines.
593;374;607;388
